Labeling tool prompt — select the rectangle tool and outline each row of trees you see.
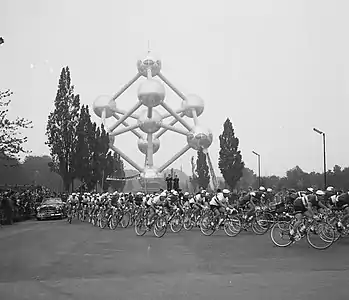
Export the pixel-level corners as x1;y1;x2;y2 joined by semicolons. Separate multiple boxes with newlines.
46;67;125;192
192;118;349;192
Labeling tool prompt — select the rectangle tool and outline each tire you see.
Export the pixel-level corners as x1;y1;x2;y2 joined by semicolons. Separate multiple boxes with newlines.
120;212;131;228
200;215;216;236
270;222;293;247
100;215;108;229
135;218;147;236
153;216;167;238
170;215;183;233
224;216;241;237
183;213;194;231
252;215;269;235
306;221;335;250
109;215;118;230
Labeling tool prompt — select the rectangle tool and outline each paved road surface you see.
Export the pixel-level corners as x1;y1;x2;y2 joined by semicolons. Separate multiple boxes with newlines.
0;220;348;299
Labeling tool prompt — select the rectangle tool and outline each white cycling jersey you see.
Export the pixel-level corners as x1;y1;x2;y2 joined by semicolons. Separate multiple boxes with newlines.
209;193;224;206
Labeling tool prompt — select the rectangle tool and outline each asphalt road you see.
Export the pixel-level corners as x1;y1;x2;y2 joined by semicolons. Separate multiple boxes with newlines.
0;219;348;300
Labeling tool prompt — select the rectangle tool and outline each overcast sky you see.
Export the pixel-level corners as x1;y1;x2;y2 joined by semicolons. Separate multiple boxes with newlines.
1;0;348;177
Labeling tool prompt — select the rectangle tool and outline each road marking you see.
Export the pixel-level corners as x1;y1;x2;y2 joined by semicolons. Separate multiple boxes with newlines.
102;248;125;252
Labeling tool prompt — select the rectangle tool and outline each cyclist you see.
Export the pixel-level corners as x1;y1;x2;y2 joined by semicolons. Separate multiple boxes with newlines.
147;192;166;226
328;191;349;213
238;186;266;221
191;190;206;218
209;189;230;226
67;192;79;216
290;190;323;239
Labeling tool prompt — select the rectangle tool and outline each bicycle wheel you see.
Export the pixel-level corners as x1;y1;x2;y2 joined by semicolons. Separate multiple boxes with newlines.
183;213;194;231
270;222;293;247
109;214;118;230
170;215;183;233
100;215;108;229
326;216;341;242
306;221;335;250
200;215;216;236
135;217;147;236
153;216;167;238
224;216;241;237
252;214;269;235
120;212;131;228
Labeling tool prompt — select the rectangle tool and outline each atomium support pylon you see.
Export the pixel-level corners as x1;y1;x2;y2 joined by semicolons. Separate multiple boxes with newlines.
93;53;218;190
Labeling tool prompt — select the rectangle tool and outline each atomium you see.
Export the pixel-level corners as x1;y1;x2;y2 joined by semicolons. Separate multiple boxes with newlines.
93;52;218;189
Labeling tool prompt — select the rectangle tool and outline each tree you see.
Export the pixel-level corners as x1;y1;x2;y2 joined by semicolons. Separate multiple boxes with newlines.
0;90;32;160
46;67;81;191
236;167;257;190
218;118;244;189
73;105;94;186
196;149;210;189
88;124;111;191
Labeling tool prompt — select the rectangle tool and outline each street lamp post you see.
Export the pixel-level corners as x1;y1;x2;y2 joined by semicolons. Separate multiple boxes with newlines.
313;128;327;189
252;151;261;188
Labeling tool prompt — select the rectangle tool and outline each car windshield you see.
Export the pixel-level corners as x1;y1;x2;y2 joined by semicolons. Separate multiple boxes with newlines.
41;199;62;205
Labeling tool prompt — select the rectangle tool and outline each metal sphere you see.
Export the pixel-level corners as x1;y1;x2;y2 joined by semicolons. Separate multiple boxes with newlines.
93;95;116;118
137;55;162;77
137;137;160;154
187;126;213;150
137;109;162;133
137;79;165;108
181;94;204;118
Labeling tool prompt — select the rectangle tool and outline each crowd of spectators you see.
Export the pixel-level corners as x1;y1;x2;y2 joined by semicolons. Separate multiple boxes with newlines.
0;185;64;225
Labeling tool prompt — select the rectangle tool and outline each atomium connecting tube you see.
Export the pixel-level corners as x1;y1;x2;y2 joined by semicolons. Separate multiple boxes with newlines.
109;123;140;137
109;144;143;172
109;101;142;132
111;73;141;102
158;144;191;173
112;112;143;139
146;133;154;167
161;102;192;131
160;123;189;136
157;72;187;101
155;112;185;139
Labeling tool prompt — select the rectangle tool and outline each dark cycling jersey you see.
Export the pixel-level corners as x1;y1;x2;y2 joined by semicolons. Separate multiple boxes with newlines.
337;193;349;208
307;194;320;208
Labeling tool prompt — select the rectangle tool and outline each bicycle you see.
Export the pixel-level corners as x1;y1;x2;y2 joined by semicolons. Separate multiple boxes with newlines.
270;214;335;250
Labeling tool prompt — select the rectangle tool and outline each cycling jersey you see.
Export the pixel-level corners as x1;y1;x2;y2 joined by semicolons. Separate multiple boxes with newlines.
209;193;224;207
336;193;349;208
307;194;320;208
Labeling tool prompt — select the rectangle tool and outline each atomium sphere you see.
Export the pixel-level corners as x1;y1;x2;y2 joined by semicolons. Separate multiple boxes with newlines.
137;109;162;133
187;126;213;150
137;137;160;154
137;55;162;77
93;95;116;118
181;94;204;118
137;79;165;108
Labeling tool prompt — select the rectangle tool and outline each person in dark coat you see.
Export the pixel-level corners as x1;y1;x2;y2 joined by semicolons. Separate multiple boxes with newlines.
173;174;179;191
165;174;173;191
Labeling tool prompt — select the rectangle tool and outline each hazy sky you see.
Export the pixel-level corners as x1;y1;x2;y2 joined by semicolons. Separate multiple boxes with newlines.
1;0;348;177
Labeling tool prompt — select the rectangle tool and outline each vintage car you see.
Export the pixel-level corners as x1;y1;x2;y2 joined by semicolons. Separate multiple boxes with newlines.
36;198;66;220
